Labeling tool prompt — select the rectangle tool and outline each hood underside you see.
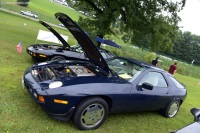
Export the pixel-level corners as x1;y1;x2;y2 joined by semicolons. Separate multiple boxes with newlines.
39;21;70;48
55;12;110;74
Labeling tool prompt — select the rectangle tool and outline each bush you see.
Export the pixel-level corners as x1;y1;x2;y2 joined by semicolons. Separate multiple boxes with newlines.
144;52;155;64
17;0;30;7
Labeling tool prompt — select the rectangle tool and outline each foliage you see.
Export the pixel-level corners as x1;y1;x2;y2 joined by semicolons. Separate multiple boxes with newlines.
121;34;131;43
162;31;200;66
16;0;30;7
67;0;186;52
144;52;156;63
66;0;75;8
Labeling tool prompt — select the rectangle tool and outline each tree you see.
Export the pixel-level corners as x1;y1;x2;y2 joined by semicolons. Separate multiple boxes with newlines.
66;0;186;51
163;31;200;65
17;0;30;7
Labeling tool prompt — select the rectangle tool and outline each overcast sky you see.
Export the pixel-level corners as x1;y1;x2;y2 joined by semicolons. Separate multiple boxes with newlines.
178;0;200;35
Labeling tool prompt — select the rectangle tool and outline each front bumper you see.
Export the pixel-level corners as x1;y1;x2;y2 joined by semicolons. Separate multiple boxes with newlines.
26;46;49;61
23;67;75;121
47;107;75;121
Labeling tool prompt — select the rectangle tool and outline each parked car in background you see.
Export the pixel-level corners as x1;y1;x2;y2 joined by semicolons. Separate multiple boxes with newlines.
23;12;187;130
26;21;120;62
58;23;64;27
20;11;38;18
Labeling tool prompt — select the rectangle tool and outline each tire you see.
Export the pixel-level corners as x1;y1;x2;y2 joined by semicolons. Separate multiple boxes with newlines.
73;97;109;130
21;12;24;15
50;56;65;61
162;100;180;118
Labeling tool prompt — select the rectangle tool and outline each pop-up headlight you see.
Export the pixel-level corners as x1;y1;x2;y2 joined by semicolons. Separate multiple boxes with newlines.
49;81;63;89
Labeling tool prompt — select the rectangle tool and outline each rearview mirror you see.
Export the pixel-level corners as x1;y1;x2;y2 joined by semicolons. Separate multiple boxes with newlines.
142;82;153;90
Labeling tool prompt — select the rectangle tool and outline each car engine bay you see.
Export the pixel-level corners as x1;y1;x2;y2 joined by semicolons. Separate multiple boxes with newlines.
32;44;82;52
33;44;62;50
32;64;95;82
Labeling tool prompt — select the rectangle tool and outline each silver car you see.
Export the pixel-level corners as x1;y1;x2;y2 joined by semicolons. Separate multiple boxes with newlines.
20;10;38;18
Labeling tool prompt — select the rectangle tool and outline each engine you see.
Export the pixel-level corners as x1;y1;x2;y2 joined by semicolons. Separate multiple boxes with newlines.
32;64;95;82
68;66;95;77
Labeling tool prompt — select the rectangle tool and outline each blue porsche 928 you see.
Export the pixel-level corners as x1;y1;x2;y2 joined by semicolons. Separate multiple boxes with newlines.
22;12;187;130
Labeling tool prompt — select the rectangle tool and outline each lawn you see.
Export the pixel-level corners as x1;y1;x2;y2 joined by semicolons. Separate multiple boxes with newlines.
1;0;85;24
0;9;200;133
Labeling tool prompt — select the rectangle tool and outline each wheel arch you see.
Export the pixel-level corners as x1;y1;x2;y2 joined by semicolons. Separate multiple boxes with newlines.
75;95;113;112
173;97;183;105
164;96;183;108
49;54;80;61
49;54;66;60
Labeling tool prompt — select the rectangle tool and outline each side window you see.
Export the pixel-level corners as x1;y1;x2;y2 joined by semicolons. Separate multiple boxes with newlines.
169;76;184;88
138;72;168;87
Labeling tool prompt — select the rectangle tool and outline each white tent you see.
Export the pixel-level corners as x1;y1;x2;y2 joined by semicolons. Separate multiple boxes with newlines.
37;30;68;44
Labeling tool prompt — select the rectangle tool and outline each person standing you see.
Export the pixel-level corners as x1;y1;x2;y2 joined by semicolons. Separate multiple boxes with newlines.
152;57;159;66
168;62;177;75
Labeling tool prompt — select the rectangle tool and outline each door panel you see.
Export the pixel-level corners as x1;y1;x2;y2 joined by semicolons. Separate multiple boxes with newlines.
127;71;172;112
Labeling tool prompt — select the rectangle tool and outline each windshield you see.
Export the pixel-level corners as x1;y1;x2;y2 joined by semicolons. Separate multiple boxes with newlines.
107;58;144;81
71;44;83;52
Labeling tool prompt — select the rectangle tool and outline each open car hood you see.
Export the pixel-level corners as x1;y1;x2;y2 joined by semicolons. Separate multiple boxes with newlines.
55;13;110;74
39;21;70;48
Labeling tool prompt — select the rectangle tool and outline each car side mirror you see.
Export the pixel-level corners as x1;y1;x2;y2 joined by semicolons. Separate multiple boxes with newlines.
191;108;200;122
142;82;153;90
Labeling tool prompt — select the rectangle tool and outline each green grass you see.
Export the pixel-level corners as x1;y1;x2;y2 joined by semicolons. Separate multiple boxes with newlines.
1;7;200;133
0;10;78;45
1;0;85;24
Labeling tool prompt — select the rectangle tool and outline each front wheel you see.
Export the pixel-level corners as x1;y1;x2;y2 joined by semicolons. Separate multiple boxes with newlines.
162;100;180;118
73;97;109;130
50;56;65;61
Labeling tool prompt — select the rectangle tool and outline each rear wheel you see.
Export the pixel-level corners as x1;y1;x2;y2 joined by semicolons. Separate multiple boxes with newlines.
162;100;180;118
73;97;109;130
50;56;65;61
